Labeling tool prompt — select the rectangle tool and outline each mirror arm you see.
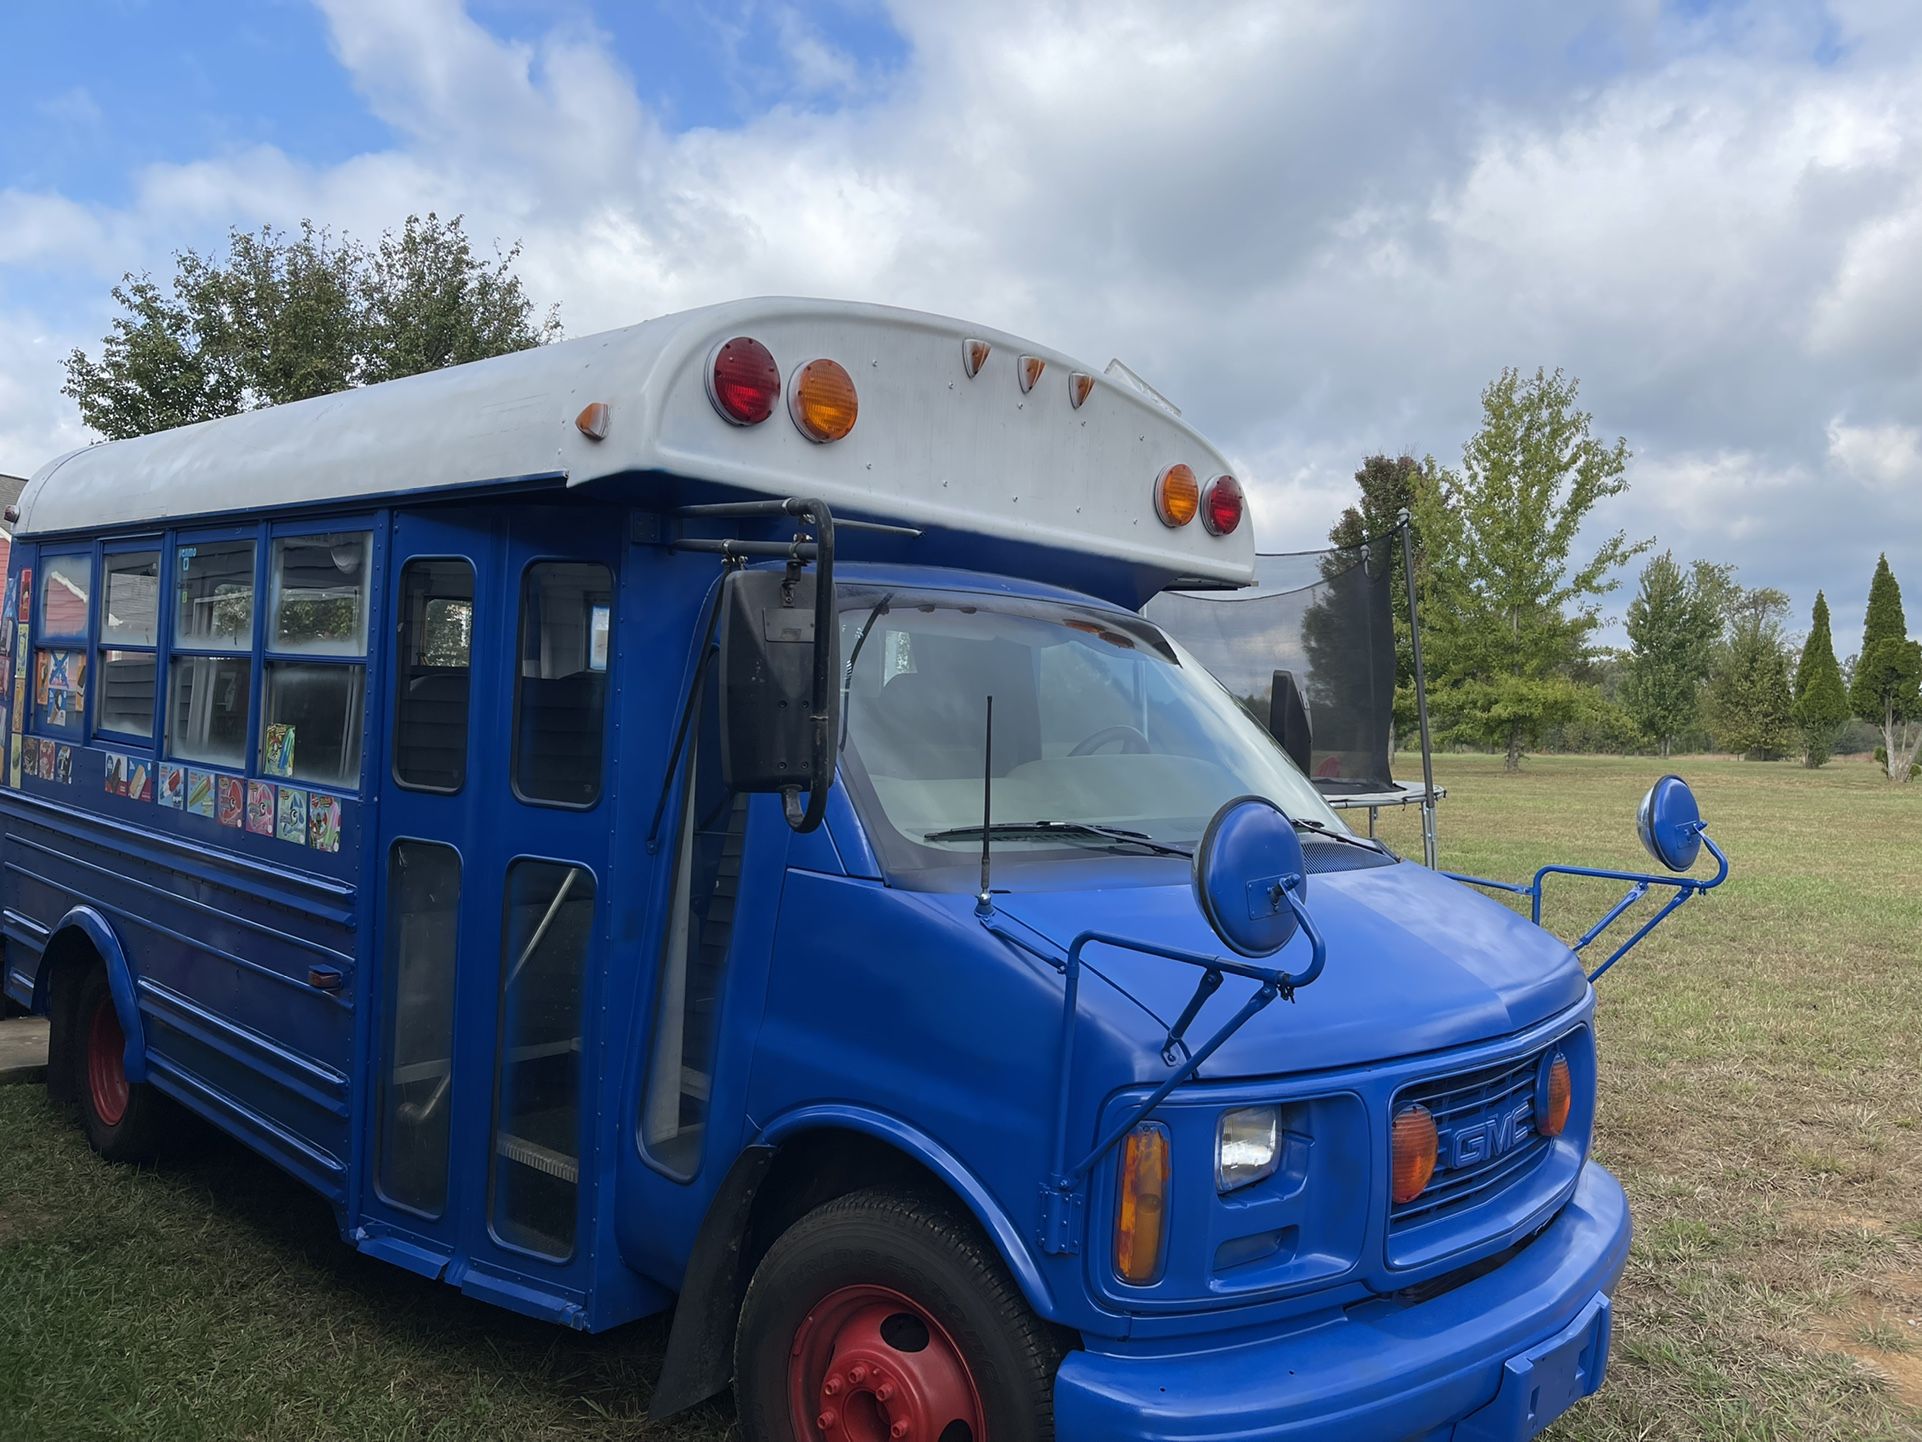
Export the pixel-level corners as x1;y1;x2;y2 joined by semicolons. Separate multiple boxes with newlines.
775;497;835;834
1445;826;1729;983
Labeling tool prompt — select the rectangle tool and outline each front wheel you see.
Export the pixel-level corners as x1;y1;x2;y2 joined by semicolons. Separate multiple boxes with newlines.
735;1187;1061;1442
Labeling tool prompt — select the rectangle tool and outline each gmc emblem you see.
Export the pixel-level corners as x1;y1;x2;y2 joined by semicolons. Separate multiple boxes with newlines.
1445;1102;1533;1169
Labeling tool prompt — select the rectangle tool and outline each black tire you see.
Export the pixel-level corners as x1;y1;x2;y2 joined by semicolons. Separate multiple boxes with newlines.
736;1185;1061;1442
69;965;173;1163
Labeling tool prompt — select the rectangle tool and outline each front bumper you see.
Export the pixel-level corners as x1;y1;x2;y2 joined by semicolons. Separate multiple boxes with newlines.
1054;1160;1631;1442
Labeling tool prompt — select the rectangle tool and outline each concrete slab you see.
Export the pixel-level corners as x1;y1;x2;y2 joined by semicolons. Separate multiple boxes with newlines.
0;1016;50;1086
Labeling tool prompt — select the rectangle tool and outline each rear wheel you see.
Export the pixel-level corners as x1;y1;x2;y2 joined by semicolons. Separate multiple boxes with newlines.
735;1186;1060;1442
70;966;172;1163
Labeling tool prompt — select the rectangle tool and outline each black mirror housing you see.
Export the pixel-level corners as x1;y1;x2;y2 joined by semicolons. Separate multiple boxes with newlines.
718;567;841;826
1268;669;1312;776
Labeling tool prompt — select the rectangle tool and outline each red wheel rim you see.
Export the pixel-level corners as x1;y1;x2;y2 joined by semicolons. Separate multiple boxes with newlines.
86;992;130;1127
788;1284;987;1442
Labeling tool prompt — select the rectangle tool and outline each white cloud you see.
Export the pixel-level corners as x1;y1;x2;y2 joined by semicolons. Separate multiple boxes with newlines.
4;0;1922;631
1827;418;1922;487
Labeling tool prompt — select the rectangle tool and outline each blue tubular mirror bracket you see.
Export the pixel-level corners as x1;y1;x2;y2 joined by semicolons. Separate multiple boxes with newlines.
1447;827;1729;984
982;887;1326;1256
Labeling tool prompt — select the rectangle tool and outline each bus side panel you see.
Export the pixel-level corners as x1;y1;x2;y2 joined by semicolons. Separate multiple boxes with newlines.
5;792;357;1200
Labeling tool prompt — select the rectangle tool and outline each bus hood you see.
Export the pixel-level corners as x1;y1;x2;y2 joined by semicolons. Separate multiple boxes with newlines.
986;859;1588;1078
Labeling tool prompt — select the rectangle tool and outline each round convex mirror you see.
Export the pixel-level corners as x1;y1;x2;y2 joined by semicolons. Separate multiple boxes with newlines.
1636;773;1704;872
1193;795;1308;958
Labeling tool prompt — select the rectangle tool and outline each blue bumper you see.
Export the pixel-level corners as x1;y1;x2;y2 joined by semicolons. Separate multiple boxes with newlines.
1055;1161;1632;1442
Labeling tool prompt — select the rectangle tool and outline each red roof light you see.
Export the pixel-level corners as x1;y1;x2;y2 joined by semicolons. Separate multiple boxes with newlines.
1203;475;1244;536
707;336;781;425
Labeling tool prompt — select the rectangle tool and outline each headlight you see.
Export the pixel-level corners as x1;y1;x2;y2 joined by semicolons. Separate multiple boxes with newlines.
1216;1105;1280;1192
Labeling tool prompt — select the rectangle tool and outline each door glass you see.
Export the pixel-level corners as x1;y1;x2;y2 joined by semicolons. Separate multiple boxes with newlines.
513;562;612;806
378;841;461;1217
490;858;595;1258
642;677;744;1177
394;560;475;792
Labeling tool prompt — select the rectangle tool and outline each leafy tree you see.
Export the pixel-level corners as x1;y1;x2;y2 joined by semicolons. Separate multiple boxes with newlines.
64;214;560;440
1411;367;1648;769
1620;551;1727;756
1850;554;1922;782
1706;587;1795;759
1791;591;1849;767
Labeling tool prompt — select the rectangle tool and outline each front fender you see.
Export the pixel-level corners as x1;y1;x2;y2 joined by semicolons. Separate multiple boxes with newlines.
41;906;147;1083
760;1103;1057;1320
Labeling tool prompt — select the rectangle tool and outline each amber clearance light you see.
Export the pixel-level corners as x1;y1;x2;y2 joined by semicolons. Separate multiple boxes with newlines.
789;358;859;443
1537;1052;1573;1138
1154;463;1200;528
1115;1122;1170;1284
1391;1104;1439;1205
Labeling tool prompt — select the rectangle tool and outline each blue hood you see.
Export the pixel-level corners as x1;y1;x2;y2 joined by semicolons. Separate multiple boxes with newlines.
982;860;1587;1077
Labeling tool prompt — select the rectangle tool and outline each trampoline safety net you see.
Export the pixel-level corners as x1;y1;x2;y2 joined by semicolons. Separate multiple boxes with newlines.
1144;540;1398;795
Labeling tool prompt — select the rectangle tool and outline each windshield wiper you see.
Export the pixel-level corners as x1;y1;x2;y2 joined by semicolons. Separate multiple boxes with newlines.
1291;816;1387;853
925;820;1193;858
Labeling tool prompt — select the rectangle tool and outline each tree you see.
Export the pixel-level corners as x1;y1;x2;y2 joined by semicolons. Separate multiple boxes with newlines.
1791;591;1849;767
1850;554;1922;782
1706;587;1795;759
1620;551;1727;756
64;214;560;440
1411;367;1648;769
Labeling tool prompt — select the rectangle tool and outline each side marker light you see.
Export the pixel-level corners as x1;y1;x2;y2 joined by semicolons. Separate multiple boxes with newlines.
575;402;609;441
1069;372;1094;409
963;337;991;378
1019;354;1046;393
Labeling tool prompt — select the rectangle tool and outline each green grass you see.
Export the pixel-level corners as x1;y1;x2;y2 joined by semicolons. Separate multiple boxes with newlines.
3;753;1920;1439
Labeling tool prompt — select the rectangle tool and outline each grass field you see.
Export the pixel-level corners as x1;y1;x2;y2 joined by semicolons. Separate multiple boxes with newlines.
2;753;1919;1440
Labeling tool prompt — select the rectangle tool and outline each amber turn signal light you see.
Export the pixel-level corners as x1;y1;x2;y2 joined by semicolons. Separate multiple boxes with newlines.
789;358;859;443
1154;463;1199;528
1391;1104;1438;1205
1115;1122;1170;1284
1538;1053;1572;1137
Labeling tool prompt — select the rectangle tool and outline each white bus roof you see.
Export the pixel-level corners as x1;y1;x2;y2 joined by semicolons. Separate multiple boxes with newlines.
20;298;1254;587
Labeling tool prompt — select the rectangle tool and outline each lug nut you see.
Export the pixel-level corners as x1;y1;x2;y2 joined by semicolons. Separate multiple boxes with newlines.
823;1376;843;1396
817;1408;837;1431
849;1364;869;1385
875;1383;895;1402
890;1422;910;1440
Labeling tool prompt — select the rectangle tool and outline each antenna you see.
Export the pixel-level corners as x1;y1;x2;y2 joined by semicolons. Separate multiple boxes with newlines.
976;695;995;917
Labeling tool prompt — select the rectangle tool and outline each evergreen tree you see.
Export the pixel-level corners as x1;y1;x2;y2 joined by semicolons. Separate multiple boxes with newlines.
1791;591;1849;768
1412;368;1648;769
1706;587;1795;759
64;214;561;440
1621;551;1726;756
1850;555;1922;782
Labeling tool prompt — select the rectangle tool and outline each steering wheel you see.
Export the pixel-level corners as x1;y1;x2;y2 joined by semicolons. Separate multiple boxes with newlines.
1070;724;1151;756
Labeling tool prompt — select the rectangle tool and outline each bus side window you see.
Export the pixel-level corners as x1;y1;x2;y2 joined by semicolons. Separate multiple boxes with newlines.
167;538;255;769
259;531;370;789
512;562;612;807
98;551;160;740
393;560;475;792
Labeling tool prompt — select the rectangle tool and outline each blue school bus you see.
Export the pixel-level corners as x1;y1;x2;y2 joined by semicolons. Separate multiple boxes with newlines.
2;299;1727;1440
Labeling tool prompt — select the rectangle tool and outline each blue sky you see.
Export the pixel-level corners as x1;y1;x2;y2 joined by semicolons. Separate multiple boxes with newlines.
3;0;1920;649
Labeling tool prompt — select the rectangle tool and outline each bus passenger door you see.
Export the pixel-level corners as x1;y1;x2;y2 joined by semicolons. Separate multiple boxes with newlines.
360;508;495;1275
364;504;623;1316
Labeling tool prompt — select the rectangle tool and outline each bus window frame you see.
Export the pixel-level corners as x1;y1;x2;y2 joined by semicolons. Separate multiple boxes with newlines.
164;519;264;775
94;534;167;751
258;514;378;795
507;555;614;812
30;545;97;744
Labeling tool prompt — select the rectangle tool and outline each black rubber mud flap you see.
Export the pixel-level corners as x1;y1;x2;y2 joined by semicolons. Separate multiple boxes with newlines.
648;1144;777;1419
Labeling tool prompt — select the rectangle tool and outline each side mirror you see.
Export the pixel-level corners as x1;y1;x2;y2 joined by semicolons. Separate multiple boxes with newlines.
718;567;841;831
1193;795;1308;957
1268;669;1312;776
1636;773;1704;872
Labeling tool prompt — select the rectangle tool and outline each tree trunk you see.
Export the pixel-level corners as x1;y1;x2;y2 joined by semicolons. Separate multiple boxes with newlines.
1504;726;1521;772
1886;714;1922;782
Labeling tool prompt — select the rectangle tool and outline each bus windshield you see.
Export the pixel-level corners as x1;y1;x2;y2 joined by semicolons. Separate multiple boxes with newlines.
836;585;1351;879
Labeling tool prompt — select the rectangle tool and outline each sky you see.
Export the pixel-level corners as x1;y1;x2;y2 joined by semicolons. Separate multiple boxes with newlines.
3;0;1920;650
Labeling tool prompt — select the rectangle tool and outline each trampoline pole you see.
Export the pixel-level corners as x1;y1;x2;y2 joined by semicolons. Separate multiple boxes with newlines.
1400;512;1439;869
